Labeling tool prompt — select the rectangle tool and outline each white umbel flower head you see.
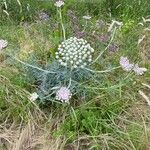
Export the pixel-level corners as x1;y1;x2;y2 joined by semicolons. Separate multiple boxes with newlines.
54;1;64;7
55;37;94;68
0;39;8;50
56;87;72;103
29;92;39;101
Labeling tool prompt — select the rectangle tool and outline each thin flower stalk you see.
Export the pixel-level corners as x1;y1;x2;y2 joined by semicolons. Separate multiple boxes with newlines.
58;8;66;40
83;66;121;73
92;26;117;64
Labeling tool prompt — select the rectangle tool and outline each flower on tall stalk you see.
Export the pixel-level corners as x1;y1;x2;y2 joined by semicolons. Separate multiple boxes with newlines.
56;87;72;103
133;64;147;75
0;39;8;50
83;15;91;20
92;31;110;43
119;56;134;71
54;1;65;7
120;56;147;75
55;37;94;68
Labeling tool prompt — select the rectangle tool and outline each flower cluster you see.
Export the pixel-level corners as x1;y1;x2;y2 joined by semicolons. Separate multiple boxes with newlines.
56;87;72;103
120;56;134;71
54;1;64;7
55;37;94;68
0;39;8;51
120;56;147;75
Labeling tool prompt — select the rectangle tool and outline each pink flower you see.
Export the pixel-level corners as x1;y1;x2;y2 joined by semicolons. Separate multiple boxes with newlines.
120;56;147;75
133;64;147;75
56;87;72;103
119;56;134;71
99;34;110;43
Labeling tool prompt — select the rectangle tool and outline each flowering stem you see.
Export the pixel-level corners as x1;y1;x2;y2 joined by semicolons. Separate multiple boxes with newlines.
92;27;117;64
84;83;125;90
83;66;121;73
58;8;66;40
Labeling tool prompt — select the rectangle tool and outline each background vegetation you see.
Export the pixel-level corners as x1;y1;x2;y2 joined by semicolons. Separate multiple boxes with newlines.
0;0;150;149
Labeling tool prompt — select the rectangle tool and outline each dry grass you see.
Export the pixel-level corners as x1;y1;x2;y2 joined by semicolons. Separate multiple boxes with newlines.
139;29;150;63
0;119;66;150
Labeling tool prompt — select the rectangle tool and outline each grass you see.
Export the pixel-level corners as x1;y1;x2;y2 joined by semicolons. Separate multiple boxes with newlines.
0;0;150;149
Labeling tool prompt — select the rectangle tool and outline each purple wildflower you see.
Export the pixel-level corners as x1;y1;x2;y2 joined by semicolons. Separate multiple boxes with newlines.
108;43;119;52
119;56;134;71
133;64;147;75
75;31;86;38
99;34;110;43
56;87;72;103
120;56;147;75
92;32;110;43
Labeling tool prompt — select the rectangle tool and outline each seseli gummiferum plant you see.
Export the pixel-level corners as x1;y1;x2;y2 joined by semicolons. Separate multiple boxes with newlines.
3;0;147;105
